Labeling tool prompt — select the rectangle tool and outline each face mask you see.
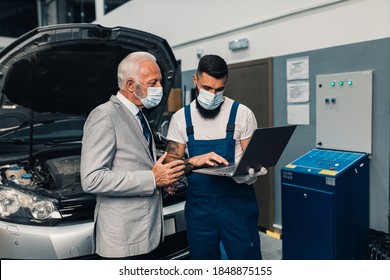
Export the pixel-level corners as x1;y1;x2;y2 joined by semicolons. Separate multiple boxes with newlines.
135;81;163;109
197;88;224;110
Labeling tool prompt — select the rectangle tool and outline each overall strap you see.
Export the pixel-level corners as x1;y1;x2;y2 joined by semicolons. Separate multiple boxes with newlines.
184;104;195;141
226;101;239;139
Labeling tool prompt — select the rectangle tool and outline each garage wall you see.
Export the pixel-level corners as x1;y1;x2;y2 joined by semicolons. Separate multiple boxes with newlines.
94;0;390;71
0;36;14;50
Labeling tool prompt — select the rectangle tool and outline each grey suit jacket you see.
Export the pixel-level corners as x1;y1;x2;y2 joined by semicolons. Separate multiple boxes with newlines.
80;95;163;258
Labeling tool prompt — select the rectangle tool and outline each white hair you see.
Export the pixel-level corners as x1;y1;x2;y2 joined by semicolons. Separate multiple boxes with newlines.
117;51;157;89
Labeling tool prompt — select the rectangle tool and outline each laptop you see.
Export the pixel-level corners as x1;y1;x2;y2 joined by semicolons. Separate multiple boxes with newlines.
193;125;297;177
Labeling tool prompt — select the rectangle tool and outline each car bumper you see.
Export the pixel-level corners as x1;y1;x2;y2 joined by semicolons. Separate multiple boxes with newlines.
0;201;186;259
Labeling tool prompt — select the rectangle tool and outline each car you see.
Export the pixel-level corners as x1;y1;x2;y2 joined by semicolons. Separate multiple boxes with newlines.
0;23;188;259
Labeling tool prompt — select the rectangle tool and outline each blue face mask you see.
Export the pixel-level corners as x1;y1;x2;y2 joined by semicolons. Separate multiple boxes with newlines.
136;81;163;109
197;88;224;110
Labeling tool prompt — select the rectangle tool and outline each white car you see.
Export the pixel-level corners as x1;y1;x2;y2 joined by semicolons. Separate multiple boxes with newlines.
0;24;188;259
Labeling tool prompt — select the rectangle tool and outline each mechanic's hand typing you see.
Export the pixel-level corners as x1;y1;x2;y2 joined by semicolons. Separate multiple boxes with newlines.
188;152;229;168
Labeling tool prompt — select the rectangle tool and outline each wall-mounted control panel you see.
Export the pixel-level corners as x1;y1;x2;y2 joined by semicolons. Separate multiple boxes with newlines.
316;70;373;153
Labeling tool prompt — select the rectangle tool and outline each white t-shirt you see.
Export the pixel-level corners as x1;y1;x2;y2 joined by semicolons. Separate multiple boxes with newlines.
166;97;257;163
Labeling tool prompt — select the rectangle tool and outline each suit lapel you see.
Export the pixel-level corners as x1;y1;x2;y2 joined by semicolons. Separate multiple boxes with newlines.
110;96;155;161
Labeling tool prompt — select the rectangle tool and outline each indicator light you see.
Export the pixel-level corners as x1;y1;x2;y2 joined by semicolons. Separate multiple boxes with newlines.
330;81;336;87
339;81;344;86
348;79;353;85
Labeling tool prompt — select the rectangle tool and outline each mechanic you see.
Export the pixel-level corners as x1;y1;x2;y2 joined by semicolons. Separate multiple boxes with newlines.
164;54;267;260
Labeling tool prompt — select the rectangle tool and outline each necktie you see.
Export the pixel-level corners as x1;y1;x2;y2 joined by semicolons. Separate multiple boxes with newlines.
137;110;150;143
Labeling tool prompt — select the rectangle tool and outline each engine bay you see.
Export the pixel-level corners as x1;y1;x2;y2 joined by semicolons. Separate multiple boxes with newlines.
0;155;84;199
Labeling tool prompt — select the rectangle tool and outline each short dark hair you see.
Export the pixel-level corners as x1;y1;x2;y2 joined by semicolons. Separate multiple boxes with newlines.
197;54;228;79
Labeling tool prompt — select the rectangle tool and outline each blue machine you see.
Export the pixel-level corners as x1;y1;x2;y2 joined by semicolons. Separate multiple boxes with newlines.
281;148;369;259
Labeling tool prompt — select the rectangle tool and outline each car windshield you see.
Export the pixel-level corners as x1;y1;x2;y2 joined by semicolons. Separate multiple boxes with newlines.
0;113;86;144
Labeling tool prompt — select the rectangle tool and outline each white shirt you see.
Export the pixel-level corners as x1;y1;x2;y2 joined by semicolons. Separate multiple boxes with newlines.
167;97;257;163
116;91;143;131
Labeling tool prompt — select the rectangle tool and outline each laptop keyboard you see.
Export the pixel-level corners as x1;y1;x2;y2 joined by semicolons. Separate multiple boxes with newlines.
214;165;237;174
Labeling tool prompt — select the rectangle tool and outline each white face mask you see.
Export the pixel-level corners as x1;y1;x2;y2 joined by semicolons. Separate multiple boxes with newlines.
135;81;163;109
197;88;224;110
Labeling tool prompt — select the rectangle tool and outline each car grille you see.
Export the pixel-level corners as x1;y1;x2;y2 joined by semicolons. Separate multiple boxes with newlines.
57;195;96;222
57;191;186;223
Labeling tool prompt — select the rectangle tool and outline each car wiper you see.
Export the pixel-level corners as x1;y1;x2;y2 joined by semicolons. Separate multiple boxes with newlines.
0;139;54;145
0;138;30;144
0;121;59;145
50;138;82;143
0;121;30;141
0;137;82;146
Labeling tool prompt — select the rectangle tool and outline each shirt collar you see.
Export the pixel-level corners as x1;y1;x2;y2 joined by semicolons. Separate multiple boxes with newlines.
116;91;140;116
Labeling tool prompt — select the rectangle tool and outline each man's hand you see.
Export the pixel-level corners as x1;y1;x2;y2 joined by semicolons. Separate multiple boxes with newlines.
232;167;268;185
165;141;228;174
188;152;229;168
153;152;185;187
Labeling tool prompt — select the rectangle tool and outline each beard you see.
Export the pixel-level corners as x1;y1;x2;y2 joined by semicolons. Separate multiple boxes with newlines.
195;98;223;119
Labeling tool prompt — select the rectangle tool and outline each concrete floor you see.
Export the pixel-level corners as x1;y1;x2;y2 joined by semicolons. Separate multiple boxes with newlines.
260;231;282;260
220;231;282;260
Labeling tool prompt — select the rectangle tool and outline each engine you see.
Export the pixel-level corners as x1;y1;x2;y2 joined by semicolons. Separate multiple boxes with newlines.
0;155;82;197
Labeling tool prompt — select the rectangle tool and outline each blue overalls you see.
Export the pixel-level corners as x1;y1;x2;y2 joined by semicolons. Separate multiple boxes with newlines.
184;101;262;260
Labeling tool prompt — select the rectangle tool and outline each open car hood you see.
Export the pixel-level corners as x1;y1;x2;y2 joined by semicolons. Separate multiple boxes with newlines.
0;24;178;131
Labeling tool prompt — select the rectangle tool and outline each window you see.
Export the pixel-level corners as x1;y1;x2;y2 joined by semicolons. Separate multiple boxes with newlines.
0;0;38;38
0;0;130;38
104;0;130;14
39;0;96;25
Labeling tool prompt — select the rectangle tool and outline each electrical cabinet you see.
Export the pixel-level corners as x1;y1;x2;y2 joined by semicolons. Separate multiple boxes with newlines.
281;149;369;259
316;70;373;153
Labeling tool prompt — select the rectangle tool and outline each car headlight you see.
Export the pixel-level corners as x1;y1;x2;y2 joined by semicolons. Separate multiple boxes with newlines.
0;190;20;215
0;185;61;225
